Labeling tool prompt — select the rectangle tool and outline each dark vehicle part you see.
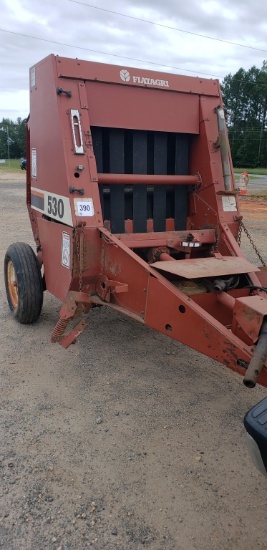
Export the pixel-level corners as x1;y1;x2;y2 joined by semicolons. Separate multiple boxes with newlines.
244;397;267;477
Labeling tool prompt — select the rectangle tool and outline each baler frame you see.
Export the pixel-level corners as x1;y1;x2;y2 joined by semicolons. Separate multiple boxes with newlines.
4;54;267;388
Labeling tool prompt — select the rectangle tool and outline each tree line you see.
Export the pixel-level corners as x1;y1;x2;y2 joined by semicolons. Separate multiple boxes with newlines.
0;118;27;160
1;61;267;168
221;61;267;168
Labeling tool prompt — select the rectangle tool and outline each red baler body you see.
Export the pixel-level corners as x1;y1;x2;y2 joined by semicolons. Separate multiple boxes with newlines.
26;54;267;387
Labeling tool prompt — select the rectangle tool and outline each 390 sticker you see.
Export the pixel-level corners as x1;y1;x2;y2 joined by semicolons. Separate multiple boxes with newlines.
74;198;94;217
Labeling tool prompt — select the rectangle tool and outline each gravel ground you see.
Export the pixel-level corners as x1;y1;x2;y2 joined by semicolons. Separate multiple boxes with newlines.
1;173;267;550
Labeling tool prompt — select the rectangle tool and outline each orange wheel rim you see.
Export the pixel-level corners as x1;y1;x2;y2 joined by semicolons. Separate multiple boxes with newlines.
7;260;18;308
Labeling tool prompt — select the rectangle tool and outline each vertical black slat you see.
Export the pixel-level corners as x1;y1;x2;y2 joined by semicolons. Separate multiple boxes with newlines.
147;132;154;219
132;131;147;233
109;129;125;233
147;131;154;175
153;132;167;232
166;133;176;217
103;186;110;221
124;130;133;174
91;127;105;218
102;128;110;173
174;134;189;230
124;130;133;221
167;133;176;175
91;127;103;172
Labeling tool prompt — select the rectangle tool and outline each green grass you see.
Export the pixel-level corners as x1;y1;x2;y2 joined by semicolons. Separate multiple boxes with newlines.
1;159;267;177
234;167;267;175
0;159;22;172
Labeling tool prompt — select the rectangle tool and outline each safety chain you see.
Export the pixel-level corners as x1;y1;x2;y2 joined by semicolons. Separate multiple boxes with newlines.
75;225;84;292
237;220;266;266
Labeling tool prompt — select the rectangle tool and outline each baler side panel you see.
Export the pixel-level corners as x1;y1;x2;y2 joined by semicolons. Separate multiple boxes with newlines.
37;217;72;301
189;96;239;236
29;56;103;230
29;56;69;199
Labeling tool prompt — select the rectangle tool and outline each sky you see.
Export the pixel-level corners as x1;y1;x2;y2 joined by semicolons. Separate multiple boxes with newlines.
1;0;267;121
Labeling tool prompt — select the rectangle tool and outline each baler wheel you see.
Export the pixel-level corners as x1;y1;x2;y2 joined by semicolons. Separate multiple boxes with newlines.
4;242;43;324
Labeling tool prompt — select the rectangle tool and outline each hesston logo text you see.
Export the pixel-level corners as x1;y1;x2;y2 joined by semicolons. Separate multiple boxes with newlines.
120;69;169;88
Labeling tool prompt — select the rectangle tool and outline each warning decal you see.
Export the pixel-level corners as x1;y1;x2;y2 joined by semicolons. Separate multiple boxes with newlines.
61;232;71;269
222;195;237;212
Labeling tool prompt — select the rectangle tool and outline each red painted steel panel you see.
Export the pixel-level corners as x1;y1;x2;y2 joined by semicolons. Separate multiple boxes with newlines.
85;82;199;133
256;269;267;287
233;296;267;343
151;256;260;278
37;218;72;301
29;56;68;198
192;288;251;326
144;275;267;387
116;229;216;248
29;56;103;228
98;174;198;185
56;55;220;97
101;238;149;316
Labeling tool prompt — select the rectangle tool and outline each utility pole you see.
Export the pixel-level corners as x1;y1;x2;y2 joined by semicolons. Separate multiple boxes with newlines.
6;126;10;167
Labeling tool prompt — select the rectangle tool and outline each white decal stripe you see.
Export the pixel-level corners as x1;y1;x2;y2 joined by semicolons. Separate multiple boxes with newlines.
31;187;73;226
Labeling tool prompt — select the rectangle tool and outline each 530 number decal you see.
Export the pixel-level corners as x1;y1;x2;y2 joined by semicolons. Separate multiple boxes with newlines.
48;196;64;219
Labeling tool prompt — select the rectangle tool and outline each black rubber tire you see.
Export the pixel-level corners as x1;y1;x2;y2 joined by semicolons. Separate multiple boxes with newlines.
4;242;43;324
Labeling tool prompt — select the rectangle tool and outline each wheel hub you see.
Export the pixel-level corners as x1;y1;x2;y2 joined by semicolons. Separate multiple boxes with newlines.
7;260;18;308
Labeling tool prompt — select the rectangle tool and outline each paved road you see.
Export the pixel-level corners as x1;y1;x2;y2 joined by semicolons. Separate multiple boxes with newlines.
235;174;267;194
248;179;267;194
